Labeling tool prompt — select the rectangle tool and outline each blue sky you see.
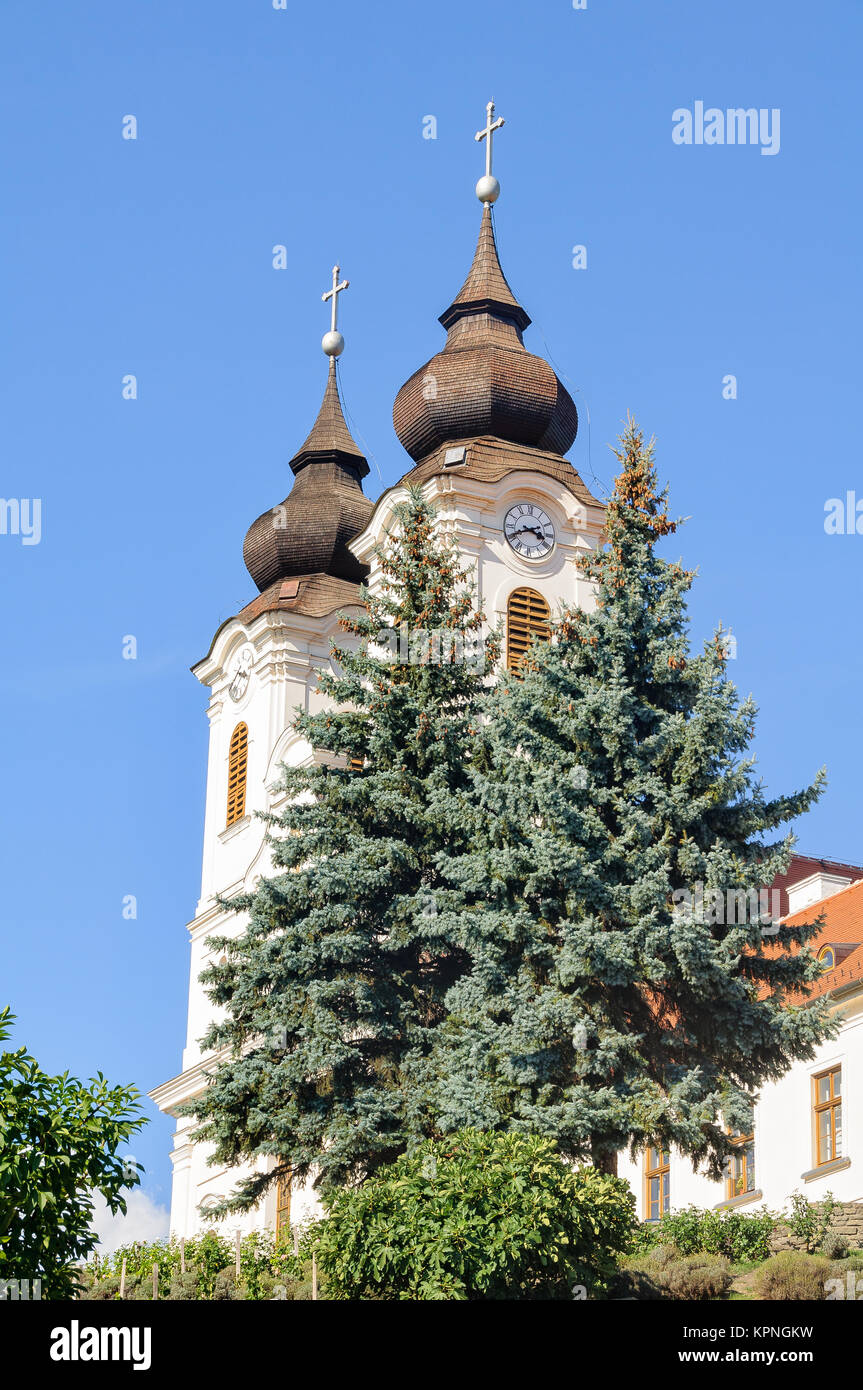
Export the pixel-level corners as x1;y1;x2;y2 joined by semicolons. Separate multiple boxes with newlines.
2;0;861;1232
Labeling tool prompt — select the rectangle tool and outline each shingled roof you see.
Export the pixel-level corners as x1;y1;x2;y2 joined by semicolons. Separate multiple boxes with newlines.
393;204;580;466
290;357;369;476
243;359;373;593
401;436;600;510
439;204;531;333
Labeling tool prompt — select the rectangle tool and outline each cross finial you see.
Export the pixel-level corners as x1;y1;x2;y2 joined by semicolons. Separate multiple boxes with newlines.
474;99;505;204
321;264;349;357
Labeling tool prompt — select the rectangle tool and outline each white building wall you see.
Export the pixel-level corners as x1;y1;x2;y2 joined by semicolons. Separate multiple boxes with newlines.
618;994;863;1222
152;603;356;1239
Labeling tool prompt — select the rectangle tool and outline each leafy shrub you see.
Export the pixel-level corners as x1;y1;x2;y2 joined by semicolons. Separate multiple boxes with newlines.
310;1130;637;1301
0;1008;146;1299
80;1228;308;1301
753;1252;831;1300
786;1190;837;1254
633;1204;775;1262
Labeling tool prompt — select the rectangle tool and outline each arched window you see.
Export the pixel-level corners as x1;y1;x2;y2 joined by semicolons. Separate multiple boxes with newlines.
817;945;836;971
226;722;248;827
506;587;551;671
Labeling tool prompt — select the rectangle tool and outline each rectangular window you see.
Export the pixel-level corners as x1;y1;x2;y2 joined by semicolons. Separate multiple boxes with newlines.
644;1147;670;1220
813;1066;842;1167
726;1133;755;1199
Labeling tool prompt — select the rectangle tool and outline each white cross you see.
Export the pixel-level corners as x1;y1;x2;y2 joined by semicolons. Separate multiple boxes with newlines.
475;99;505;178
322;264;349;333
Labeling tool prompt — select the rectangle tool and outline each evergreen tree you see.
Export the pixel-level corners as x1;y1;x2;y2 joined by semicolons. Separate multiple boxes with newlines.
188;490;497;1207
433;418;834;1176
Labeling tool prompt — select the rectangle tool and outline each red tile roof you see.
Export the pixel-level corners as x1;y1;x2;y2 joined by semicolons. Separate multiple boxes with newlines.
771;853;863;919
784;876;863;1000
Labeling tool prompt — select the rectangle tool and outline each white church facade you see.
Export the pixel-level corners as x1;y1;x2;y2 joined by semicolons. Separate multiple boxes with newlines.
150;104;607;1239
150;106;862;1242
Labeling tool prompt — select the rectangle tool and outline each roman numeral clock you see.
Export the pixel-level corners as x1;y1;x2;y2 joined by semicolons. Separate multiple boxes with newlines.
504;502;555;559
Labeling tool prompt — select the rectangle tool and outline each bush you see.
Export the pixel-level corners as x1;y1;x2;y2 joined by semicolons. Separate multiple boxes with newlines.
310;1129;637;1301
754;1252;832;1300
167;1271;200;1301
820;1231;849;1260
786;1190;837;1254
634;1204;775;1263
614;1245;731;1301
80;1228;308;1300
212;1266;243;1301
662;1253;733;1300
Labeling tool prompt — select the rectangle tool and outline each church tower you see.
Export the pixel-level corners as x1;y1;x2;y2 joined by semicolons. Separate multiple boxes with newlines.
151;104;604;1240
150;269;375;1239
353;102;604;668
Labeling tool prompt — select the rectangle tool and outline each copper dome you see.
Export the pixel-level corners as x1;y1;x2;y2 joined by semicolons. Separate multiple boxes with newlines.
243;359;374;593
393;206;578;463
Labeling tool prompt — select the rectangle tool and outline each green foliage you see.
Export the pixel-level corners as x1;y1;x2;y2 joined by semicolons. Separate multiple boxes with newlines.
753;1251;832;1300
615;1244;732;1300
0;1006;146;1299
187;490;499;1209
786;1189;838;1253
820;1230;849;1260
435;418;834;1174
634;1203;775;1262
80;1230;311;1301
308;1129;636;1301
661;1252;733;1300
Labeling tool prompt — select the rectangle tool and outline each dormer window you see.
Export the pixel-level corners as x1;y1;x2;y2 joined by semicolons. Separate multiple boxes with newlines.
817;945;836;971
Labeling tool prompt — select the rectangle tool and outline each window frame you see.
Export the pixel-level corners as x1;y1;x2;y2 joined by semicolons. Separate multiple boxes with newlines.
226;721;248;828
726;1132;756;1200
813;1065;842;1168
644;1146;670;1221
506;587;551;672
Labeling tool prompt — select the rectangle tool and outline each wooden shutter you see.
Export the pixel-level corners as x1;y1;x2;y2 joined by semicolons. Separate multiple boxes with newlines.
506;587;551;671
226;722;248;827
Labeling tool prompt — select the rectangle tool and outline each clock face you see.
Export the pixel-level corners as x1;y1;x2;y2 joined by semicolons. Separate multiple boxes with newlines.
504;503;555;559
228;644;255;702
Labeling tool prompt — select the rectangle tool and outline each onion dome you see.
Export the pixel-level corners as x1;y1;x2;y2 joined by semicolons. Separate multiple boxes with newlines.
243;357;374;592
393;205;578;463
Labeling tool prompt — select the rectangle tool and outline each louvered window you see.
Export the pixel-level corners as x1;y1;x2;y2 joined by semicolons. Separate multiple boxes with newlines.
506;587;551;671
226;722;248;827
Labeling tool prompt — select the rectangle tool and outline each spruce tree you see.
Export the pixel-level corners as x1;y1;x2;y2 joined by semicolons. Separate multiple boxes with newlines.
433;418;834;1176
188;489;496;1206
